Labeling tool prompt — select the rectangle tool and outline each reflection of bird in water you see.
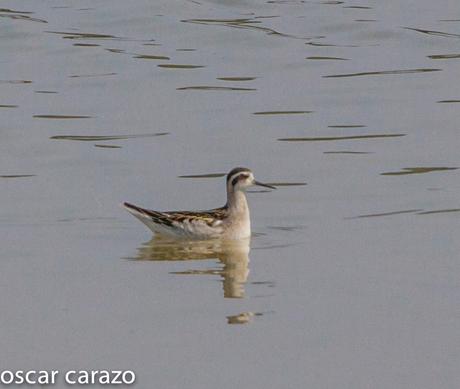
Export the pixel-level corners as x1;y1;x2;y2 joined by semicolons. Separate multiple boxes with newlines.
133;236;250;298
123;167;275;239
227;312;261;324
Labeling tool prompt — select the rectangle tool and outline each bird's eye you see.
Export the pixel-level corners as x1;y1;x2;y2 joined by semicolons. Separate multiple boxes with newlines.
231;173;250;186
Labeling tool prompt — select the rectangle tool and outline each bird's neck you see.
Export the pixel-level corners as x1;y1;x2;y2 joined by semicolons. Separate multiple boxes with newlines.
225;189;251;239
227;189;249;216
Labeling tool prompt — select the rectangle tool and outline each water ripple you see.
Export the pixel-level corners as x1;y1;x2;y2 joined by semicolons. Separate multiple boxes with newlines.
347;209;422;219
50;133;168;141
428;54;460;59
381;167;458;176
0;174;36;179
134;55;170;60
157;64;204;69
0;9;47;23
417;209;460;215
34;115;92;119
306;56;349;60
177;86;256;91
403;27;460;38
217;77;256;81
181;17;316;39
323;68;441;78
278;134;406;142
253;110;312;115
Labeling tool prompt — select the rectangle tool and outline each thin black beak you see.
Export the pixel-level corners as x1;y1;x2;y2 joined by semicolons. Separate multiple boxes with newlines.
254;180;277;190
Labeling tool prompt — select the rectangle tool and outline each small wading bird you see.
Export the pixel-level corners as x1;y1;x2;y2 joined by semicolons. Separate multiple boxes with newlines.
123;167;275;239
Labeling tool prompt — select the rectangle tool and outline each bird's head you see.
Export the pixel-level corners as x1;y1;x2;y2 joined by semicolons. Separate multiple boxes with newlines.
226;167;276;192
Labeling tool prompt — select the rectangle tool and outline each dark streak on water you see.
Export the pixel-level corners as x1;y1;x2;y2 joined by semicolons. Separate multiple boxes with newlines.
177;86;257;91
381;167;458;176
0;105;18;108
94;144;122;149
0;8;34;14
34;115;92;119
268;225;306;231
217;77;257;81
0;80;32;84
428;54;460;59
328;125;366;128
0;174;36;179
437;100;460;103
306;56;348;60
324;151;372;154
50;133;169;141
403;27;460;38
134;55;170;60
307;42;359;48
46;31;120;39
157;64;205;69
278;134;406;142
417;209;460;215
105;48;125;53
44;30;150;41
181;17;314;39
73;43;100;47
252;243;298;250
346;209;422;219
69;73;116;78
0;13;47;23
254;15;280;19
253;110;312;115
323;68;441;78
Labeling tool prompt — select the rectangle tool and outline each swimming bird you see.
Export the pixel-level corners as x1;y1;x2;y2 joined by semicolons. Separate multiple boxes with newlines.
123;167;275;239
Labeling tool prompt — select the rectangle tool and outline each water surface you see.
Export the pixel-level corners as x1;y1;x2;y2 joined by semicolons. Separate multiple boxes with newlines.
1;1;460;388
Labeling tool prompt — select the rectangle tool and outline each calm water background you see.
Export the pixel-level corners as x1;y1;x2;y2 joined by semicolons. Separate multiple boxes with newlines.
1;0;460;388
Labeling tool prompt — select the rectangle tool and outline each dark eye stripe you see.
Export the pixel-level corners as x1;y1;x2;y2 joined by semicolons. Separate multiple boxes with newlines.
226;167;251;182
231;173;249;187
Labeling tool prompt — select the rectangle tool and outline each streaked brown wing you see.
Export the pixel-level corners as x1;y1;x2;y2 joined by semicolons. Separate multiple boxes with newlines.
166;207;228;227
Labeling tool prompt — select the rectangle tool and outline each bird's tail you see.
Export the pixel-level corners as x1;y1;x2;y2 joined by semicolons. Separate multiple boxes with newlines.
122;202;178;236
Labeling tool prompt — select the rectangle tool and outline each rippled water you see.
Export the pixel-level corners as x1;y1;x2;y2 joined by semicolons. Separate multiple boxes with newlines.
2;1;460;388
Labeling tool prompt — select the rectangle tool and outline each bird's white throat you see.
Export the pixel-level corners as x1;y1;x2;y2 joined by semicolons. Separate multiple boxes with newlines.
226;189;251;238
